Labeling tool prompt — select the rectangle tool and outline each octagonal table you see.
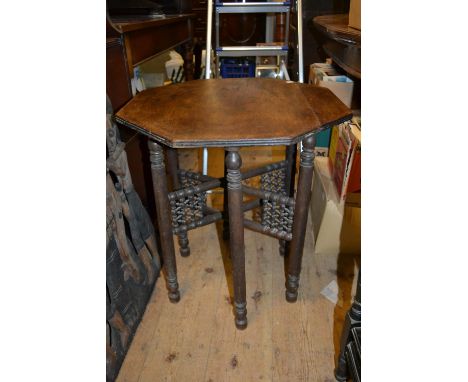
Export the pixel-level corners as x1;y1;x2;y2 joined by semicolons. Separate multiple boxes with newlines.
115;78;352;329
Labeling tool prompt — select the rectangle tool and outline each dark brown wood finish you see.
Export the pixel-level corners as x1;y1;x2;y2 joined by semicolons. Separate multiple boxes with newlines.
116;78;352;329
313;14;361;80
286;135;316;302
222;150;230;241
166;147;181;191
313;14;361;46
166;148;191;257
323;40;361;79
226;148;247;330
279;143;297;257
115;78;352;148
148;140;180;303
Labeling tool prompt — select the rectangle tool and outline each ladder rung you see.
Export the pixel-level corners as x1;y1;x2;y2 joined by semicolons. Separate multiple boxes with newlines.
216;1;290;5
256;65;280;70
217;46;288;57
216;2;290;13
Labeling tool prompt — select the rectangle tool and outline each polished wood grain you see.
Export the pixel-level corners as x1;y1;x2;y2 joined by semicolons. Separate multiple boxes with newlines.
313;14;361;45
116;206;356;382
115;78;352;148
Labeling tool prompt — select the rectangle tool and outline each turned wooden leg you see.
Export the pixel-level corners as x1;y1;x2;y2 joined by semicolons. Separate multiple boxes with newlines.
166;147;180;191
222;149;230;240
177;232;190;257
335;270;361;381
166;147;190;257
226;147;247;329
148;140;180;303
279;143;297;256
286;135;315;302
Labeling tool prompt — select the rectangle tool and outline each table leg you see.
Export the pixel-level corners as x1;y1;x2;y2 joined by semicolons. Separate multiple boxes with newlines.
166;147;190;257
279;143;297;256
335;270;361;381
285;135;316;302
148;140;180;303
222;149;230;240
226;147;247;329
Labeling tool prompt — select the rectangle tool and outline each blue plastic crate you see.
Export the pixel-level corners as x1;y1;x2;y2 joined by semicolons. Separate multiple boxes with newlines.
220;58;255;78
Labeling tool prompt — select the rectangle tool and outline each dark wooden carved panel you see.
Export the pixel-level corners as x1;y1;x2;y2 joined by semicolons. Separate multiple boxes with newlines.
106;101;161;381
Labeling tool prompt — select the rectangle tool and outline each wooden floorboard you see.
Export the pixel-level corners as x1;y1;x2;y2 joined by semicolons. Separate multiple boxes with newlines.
117;147;357;382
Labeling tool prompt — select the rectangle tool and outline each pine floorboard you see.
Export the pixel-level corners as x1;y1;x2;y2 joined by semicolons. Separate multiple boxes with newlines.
117;147;358;382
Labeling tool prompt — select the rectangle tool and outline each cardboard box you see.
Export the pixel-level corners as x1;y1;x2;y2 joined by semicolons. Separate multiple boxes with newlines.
310;157;344;255
317;77;354;109
310;157;360;256
328;125;340;168
330;122;361;200
348;0;361;30
346;125;361;194
309;64;354;108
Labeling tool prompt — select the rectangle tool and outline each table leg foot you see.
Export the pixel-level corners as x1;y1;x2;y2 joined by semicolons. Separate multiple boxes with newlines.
167;276;181;303
234;302;248;330
178;232;190;257
285;274;299;302
334;357;348;381
285;135;315;303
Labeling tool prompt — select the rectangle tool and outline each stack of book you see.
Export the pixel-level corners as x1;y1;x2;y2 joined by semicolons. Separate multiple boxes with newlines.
328;119;361;201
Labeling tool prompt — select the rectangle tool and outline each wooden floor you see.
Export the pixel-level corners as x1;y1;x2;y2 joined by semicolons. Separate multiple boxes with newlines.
117;147;358;382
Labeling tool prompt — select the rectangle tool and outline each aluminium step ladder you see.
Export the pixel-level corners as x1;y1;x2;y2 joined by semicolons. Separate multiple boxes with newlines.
202;0;304;174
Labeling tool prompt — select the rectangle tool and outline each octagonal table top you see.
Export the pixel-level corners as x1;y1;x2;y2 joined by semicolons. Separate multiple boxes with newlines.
115;78;352;148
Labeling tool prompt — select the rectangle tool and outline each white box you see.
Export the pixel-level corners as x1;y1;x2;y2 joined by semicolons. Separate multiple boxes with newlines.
309;64;354;108
310;157;361;256
310;157;344;255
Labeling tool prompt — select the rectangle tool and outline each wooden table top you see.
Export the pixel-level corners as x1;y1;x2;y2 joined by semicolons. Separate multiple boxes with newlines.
115;78;352;148
313;14;361;46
